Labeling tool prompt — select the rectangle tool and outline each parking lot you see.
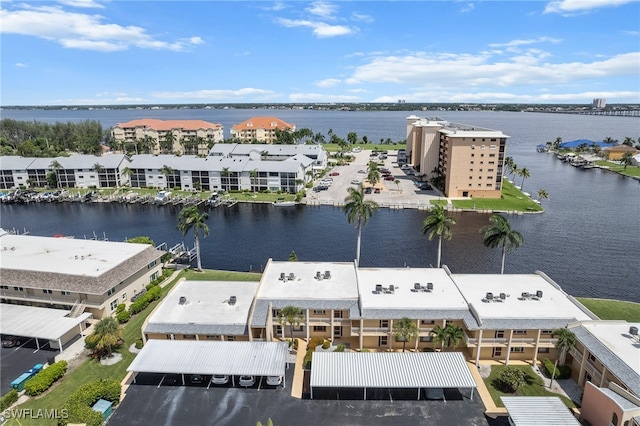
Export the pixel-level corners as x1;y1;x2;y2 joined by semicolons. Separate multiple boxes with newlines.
307;149;441;208
109;364;496;426
1;338;56;394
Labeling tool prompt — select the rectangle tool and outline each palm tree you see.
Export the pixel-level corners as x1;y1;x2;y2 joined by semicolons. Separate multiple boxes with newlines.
343;185;379;266
49;160;62;189
92;162;105;174
176;206;210;271
347;132;358;145
536;189;549;203
623;137;634;146
603;136;617;146
249;169;258;193
431;324;448;351
480;214;524;274
445;325;465;350
161;131;175;154
394;179;401;192
421;205;456;268
121;167;134;187
160;165;174;189
367;161;381;187
393;317;419;352
620;151;634;170
517;167;531;191
552;137;562;150
278;305;302;340
93;317;123;358
220;167;231;192
288;250;298;261
549;328;576;388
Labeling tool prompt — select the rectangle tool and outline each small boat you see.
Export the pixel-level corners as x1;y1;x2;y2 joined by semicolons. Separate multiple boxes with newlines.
154;191;171;205
273;198;295;207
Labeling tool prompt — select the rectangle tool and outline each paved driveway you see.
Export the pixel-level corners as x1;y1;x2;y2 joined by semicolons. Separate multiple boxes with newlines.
0;338;55;394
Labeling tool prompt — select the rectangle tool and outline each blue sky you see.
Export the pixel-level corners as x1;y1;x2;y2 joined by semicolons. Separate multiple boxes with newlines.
1;0;639;106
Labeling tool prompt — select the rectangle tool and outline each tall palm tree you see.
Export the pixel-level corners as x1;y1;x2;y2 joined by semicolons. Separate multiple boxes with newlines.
431;324;448;351
49;160;62;189
480;214;524;274
278;305;302;340
517;167;531;191
343;185;379;266
536;189;549;203
161;131;175;154
422;205;456;268
221;167;231;192
620;151;634;170
92;163;105;174
121;166;134;187
249;169;258;193
549;327;576;388
93;317;123;358
367;161;381;187
552;137;562;150
623;137;634;146
393;317;419;352
176;206;210;271
445;325;465;350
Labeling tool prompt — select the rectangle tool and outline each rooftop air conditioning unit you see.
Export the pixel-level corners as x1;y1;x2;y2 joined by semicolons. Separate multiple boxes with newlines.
414;283;421;290
388;285;395;293
426;283;434;291
375;284;383;293
536;290;543;298
500;293;506;300
229;296;237;305
486;292;493;300
179;296;187;305
630;326;638;336
521;292;529;298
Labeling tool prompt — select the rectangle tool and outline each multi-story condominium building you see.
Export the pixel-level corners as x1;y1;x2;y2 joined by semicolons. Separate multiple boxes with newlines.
230;117;296;144
593;98;606;109
111;119;224;155
0;230;164;319
405;116;509;198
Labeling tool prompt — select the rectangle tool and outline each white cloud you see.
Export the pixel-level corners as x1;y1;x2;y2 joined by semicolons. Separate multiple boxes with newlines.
52;95;145;105
57;0;104;9
0;5;203;52
372;90;640;104
276;18;355;38
544;0;637;14
152;88;277;101
15;62;27;67
460;3;475;13
289;92;360;102
489;37;561;48
351;12;374;23
315;78;341;88
306;1;338;19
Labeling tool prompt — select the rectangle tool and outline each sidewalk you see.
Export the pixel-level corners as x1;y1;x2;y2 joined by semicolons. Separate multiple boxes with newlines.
290;339;308;399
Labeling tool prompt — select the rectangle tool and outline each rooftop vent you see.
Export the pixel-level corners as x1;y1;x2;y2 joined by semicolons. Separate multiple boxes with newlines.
630;326;638;336
426;282;434;291
279;272;286;281
229;296;237;305
375;284;383;294
387;285;395;294
536;290;543;298
179;296;187;305
521;292;530;298
324;270;331;279
315;271;322;280
287;272;295;281
500;293;506;300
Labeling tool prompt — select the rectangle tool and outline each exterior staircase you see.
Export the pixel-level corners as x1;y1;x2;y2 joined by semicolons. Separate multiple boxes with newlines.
69;300;86;318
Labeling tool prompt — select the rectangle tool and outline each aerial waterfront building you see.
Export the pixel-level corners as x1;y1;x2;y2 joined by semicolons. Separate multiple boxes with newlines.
405;116;509;198
111;119;224;155
593;98;606;109
0;230;164;319
230;117;296;143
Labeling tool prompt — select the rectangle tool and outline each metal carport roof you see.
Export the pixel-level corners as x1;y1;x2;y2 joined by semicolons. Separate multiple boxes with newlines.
310;352;476;398
0;304;91;341
127;340;288;377
501;397;579;425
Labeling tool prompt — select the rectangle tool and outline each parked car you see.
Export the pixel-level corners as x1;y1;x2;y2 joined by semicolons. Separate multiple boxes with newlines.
350;179;362;185
384;176;395;181
239;376;255;387
266;376;282;386
374;188;381;194
1;335;22;348
190;374;204;384
425;388;445;400
352;147;361;153
329;172;340;176
211;375;229;385
364;187;372;194
357;169;366;174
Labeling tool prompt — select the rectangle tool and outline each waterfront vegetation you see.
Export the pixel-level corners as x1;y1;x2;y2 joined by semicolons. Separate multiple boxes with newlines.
484;365;576;408
593;160;640;177
434;180;544;212
577;298;640;322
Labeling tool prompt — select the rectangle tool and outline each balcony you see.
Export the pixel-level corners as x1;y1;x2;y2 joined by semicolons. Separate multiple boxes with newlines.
350;327;390;336
1;292;102;307
584;361;603;384
569;347;583;363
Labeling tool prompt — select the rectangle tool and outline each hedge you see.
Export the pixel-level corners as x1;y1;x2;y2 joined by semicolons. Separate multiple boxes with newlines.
85;333;100;350
24;360;68;396
128;285;162;315
116;310;131;324
0;389;19;410
542;358;572;380
60;379;120;426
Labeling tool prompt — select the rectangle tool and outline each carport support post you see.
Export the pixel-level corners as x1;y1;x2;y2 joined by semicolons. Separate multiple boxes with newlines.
58;338;63;353
475;330;483;366
470;387;474;400
364;387;366;400
181;374;184;385
305;309;310;342
417;388;420;400
505;330;513;366
532;330;541;365
359;319;363;350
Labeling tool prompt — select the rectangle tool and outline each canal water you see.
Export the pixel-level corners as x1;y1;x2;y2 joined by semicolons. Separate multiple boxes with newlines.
1;109;638;302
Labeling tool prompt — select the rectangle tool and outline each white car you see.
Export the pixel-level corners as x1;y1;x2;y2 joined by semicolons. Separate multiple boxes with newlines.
239;375;255;387
266;376;282;386
350;179;362;185
211;375;229;385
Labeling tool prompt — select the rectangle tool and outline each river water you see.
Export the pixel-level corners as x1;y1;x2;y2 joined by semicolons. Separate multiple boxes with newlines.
1;109;639;302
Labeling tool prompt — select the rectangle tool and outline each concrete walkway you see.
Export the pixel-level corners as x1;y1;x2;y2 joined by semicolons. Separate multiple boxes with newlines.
290;339;307;399
467;361;508;417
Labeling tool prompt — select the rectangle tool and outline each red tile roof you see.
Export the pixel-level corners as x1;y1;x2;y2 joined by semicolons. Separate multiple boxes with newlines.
115;119;222;131
232;117;295;131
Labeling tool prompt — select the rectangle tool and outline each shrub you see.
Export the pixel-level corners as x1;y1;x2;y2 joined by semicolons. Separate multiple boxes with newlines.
135;339;144;349
335;344;346;352
129;285;161;315
542;358;572;380
303;349;313;369
84;333;100;350
322;340;330;349
308;337;325;351
61;379;121;426
116;310;130;324
497;367;527;393
0;389;19;410
24;360;68;396
115;303;126;313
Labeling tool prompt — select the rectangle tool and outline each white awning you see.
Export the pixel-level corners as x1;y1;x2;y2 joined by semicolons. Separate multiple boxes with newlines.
501;397;579;425
310;351;476;389
0;304;91;341
127;340;288;376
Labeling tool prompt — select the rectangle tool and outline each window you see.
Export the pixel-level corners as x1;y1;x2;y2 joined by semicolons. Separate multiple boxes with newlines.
182;335;196;340
43;289;53;294
538;348;550;353
0;285;8;290
226;336;235;341
313;326;326;332
513;330;527;335
510;347;525;353
293;325;303;332
488;168;494;172
110;299;118;311
206;335;219;340
150;271;159;281
380;320;389;328
312;310;326;315
13;286;23;291
420;336;433;342
471;153;475;157
421;320;435;325
490;145;497;149
61;291;71;296
379;336;388;346
147;260;157;269
275;325;282;334
333;311;343;318
489;153;496;157
589;354;596;362
541;330;553;335
107;287;116;296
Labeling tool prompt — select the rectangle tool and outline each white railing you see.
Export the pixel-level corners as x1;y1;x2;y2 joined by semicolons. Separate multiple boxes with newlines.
350;327;390;334
569;347;583;363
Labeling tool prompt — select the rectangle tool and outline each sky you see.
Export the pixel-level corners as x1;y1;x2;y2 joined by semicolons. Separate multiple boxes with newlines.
1;0;639;106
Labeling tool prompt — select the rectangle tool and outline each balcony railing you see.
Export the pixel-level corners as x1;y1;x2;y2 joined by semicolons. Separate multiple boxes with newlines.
1;292;102;307
584;361;603;384
569;347;583;363
350;327;390;335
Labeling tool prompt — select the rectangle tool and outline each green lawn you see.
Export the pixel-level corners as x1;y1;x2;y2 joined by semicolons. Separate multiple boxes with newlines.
5;268;259;426
484;365;576;408
322;143;406;153
594;160;640;177
577;298;640;322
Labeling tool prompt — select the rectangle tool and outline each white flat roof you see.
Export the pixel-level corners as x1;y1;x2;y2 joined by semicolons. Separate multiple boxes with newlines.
0;233;149;277
146;280;259;327
127;340;288;376
257;261;359;301
452;273;592;322
358;268;468;310
311;352;476;389
0;304;92;341
501;396;579;425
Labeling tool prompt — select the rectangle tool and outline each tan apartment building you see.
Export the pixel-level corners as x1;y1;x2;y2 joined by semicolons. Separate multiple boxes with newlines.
406;116;508;198
230;117;296;144
0;230;164;319
111;119;224;155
